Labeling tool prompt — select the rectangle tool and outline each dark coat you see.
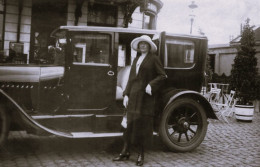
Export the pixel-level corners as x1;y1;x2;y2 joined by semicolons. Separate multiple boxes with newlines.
123;53;166;116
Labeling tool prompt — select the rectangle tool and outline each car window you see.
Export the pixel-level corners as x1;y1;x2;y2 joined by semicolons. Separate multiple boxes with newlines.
71;33;110;65
165;39;195;69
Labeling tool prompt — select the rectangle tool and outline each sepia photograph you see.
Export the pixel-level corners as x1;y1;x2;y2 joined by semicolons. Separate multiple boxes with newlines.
0;0;259;166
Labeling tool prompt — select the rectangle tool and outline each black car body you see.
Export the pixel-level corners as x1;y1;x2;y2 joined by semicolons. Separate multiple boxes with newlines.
0;26;216;152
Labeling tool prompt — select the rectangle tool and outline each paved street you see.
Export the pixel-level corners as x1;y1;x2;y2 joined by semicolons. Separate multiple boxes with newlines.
0;113;260;167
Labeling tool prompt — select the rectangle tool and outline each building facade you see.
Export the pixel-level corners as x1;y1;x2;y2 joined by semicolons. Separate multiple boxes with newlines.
0;0;163;64
208;44;237;76
208;26;260;76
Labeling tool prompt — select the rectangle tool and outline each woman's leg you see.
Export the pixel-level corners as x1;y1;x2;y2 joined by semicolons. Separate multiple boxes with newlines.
135;117;145;166
112;124;132;161
121;129;130;154
136;142;144;166
135;115;153;166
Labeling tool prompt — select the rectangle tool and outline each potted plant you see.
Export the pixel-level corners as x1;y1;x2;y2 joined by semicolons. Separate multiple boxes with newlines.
229;19;258;122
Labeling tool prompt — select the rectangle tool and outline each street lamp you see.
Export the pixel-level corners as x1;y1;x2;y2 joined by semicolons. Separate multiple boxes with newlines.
188;1;198;34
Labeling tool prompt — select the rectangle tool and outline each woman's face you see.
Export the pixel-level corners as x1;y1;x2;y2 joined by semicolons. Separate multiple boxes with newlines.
138;41;150;53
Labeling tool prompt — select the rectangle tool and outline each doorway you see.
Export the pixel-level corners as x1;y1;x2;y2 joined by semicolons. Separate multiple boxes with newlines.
30;0;67;64
209;54;215;73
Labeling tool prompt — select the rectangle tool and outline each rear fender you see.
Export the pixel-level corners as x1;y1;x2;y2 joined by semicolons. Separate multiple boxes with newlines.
0;89;73;137
163;89;217;119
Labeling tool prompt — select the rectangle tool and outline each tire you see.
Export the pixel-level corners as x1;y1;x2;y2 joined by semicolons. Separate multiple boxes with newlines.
159;98;208;152
0;106;10;148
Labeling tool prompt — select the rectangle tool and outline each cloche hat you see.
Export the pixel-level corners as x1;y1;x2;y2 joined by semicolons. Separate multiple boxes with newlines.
131;35;157;53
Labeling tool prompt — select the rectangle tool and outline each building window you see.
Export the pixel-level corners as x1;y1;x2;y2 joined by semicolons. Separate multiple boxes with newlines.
143;14;151;29
87;3;117;27
143;13;156;30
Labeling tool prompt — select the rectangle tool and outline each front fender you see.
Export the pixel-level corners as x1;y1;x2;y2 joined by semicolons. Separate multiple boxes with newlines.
0;89;73;137
162;89;217;119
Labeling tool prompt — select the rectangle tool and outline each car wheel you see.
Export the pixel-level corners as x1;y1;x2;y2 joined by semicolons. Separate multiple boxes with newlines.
159;98;208;152
0;106;10;148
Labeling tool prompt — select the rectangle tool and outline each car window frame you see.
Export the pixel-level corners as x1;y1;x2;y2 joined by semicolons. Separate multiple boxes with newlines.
164;37;196;70
69;31;113;67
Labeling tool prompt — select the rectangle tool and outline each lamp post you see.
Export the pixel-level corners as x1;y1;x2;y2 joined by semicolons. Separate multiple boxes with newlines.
188;1;198;34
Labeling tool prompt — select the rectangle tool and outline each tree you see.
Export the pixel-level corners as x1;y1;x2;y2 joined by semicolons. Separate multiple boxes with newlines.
122;0;147;28
204;55;213;86
229;18;258;105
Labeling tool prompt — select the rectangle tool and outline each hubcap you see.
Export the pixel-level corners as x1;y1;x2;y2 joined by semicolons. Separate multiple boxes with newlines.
177;117;189;133
183;122;189;129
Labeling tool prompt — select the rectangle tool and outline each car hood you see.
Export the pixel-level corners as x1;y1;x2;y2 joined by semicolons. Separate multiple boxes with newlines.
0;66;64;82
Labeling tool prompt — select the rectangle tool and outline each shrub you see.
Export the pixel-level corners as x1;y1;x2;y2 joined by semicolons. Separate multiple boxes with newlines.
229;19;258;105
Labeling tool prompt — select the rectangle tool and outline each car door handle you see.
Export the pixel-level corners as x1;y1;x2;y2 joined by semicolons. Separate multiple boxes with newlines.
107;71;114;76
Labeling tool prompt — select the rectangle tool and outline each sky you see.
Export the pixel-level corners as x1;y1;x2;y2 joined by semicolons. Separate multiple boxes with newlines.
157;0;260;45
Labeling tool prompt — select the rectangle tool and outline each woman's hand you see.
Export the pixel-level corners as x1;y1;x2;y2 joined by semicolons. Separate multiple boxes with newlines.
123;95;129;108
145;84;152;95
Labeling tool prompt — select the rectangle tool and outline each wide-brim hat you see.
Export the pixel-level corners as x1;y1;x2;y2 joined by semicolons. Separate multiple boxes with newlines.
131;35;157;53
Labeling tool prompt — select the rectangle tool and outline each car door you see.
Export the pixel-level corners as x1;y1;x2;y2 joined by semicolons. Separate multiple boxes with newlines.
161;32;203;91
65;31;117;110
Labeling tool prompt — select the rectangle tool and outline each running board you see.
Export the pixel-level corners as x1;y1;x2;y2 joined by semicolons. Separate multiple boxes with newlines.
71;132;123;138
70;132;159;138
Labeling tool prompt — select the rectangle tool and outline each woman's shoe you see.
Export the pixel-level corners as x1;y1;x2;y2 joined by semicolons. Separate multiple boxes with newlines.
113;152;130;161
136;154;144;166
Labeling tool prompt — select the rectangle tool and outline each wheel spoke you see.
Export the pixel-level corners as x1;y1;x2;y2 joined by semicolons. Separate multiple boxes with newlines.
170;131;177;137
162;99;207;151
189;121;199;125
167;124;176;129
188;127;196;134
178;133;182;142
185;132;190;141
184;108;188;118
189;112;197;120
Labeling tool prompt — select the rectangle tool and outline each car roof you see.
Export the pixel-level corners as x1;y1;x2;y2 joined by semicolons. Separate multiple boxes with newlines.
58;26;159;35
52;26;207;40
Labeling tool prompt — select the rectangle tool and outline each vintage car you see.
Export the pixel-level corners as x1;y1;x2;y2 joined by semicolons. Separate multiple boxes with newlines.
0;26;216;152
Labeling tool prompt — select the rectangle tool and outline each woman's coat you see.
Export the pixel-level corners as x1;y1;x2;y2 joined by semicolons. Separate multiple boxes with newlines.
123;53;167;116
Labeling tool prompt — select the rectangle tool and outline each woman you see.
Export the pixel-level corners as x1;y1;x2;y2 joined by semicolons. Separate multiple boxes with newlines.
113;35;167;166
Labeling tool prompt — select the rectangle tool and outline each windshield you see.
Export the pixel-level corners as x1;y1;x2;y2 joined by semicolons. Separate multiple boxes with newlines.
28;29;67;65
46;38;66;66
